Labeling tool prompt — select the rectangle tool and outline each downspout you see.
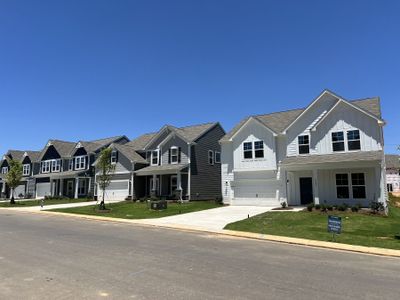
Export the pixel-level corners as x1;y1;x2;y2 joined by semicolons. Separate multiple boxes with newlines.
187;142;191;200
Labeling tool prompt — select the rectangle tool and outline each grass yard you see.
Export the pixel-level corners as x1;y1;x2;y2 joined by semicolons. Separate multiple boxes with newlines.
0;198;92;207
225;196;400;250
50;201;221;219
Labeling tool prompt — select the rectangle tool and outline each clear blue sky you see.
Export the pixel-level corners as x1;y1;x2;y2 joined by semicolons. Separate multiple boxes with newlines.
0;0;399;155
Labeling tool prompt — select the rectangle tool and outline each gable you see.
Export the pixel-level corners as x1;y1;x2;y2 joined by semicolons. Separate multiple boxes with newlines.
41;145;61;160
231;118;276;150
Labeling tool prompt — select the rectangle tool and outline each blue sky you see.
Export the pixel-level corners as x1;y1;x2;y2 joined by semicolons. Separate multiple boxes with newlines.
0;0;399;155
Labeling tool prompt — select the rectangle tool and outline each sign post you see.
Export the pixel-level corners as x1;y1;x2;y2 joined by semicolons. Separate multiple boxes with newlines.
327;215;342;242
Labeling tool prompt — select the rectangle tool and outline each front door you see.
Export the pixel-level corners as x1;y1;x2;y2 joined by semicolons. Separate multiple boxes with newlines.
66;180;74;198
300;177;313;205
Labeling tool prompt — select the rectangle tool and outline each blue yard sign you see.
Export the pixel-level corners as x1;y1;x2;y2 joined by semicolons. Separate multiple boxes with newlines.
327;215;342;234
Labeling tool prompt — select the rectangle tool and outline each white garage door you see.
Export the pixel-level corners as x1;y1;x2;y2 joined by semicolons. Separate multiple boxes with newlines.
99;180;129;202
36;183;51;198
233;180;280;206
13;184;26;199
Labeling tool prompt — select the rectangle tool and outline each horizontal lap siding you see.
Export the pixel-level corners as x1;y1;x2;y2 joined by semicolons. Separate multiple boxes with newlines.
190;124;225;200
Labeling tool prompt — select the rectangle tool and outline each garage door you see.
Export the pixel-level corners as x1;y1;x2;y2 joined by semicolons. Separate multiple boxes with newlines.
36;183;51;198
233;180;280;206
13;184;26;199
99;180;129;201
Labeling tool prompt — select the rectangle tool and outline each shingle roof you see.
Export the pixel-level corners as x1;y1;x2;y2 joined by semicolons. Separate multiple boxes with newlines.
220;97;382;142
135;163;188;175
38;140;76;160
281;151;383;167
112;143;148;164
4;150;41;162
90;135;127;146
385;154;400;170
126;132;158;150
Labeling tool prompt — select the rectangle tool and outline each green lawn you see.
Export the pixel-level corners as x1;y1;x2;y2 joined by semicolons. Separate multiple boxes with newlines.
225;196;400;250
50;201;221;219
0;198;92;207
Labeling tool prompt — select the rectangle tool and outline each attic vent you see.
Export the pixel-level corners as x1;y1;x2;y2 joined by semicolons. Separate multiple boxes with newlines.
47;141;52;147
76;142;82;148
23;152;28;157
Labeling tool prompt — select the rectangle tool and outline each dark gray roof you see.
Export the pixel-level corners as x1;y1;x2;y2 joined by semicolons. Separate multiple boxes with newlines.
4;150;41;162
112;143;148;164
127;122;219;150
38;140;76;160
385;154;400;169
220;97;382;142
90;135;128;146
135;163;188;175
281;151;383;167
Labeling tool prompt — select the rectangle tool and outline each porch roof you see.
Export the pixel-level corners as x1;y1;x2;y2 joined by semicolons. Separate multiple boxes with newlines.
34;170;90;179
135;164;188;176
281;151;383;168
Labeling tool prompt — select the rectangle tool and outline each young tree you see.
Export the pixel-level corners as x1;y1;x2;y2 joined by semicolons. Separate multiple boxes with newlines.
97;148;115;210
5;159;23;205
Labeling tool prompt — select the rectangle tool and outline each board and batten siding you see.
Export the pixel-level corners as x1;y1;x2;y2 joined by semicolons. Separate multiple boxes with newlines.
190;124;225;200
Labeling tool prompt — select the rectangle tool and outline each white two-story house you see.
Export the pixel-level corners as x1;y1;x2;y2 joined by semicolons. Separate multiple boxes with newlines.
220;90;387;207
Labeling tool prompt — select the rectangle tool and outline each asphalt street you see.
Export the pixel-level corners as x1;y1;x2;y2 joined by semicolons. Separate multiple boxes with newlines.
0;210;399;300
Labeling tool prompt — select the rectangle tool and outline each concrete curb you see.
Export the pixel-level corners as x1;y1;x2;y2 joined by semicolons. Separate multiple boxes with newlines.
2;207;400;258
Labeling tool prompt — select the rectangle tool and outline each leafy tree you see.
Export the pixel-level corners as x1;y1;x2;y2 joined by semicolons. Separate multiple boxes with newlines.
97;148;115;210
5;159;23;204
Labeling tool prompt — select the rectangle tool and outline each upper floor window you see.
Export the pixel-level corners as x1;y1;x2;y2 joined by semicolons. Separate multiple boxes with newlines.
254;141;264;158
69;159;74;171
208;150;214;165
111;151;117;164
51;159;61;172
1;167;8;174
170;147;178;164
347;130;361;151
23;164;30;176
41;161;51;173
243;142;253;159
151;150;159;166
332;132;345;152
298;135;310;154
215;151;221;163
75;156;86;170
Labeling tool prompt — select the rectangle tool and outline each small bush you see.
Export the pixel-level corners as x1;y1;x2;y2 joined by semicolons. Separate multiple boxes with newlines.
307;203;314;212
326;205;333;211
320;204;327;212
351;206;359;212
370;201;384;214
337;204;347;212
281;201;287;209
315;204;321;210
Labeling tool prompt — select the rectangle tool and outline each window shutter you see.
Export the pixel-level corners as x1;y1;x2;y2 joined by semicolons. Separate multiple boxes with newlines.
178;147;181;163
168;149;171;164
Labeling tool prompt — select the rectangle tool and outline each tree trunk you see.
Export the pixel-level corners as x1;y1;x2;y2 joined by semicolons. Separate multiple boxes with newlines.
99;188;106;210
10;188;15;205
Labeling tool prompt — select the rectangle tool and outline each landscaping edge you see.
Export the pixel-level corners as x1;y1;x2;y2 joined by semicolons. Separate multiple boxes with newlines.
1;207;400;258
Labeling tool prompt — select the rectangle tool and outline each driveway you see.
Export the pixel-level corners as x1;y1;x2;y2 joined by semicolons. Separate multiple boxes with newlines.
140;205;301;230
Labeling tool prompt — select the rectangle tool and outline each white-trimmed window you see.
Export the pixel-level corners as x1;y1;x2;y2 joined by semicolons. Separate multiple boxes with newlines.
254;141;264;158
75;156;86;170
336;173;366;199
298;135;310;154
336;174;349;199
78;178;86;195
1;167;8;174
51;159;61;172
215;151;221;163
170;175;178;194
351;173;366;199
151;150;159;166
111;151;118;164
208;150;214;165
41;161;51;173
23;164;30;176
332;131;345;152
170;147;178;164
243;142;253;159
347;130;361;151
69;159;74;171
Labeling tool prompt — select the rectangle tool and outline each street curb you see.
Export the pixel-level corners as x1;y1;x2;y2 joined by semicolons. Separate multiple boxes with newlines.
2;207;400;258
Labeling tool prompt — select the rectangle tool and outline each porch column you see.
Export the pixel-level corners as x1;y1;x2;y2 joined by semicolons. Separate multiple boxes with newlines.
50;179;54;197
88;177;92;195
74;178;79;199
151;174;157;197
59;179;63;196
177;171;182;200
1;181;5;193
312;169;320;205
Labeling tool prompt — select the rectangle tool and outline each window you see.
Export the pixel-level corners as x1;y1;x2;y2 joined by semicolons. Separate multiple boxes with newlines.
51;159;61;172
23;164;30;176
254;141;264;158
347;130;361;151
111;151;117;164
75;156;86;170
69;159;74;171
151;150;159;165
215;151;221;163
170;175;178;194
298;135;310;154
170;147;178;164
332;131;345;152
243;142;253;159
78;179;86;195
387;183;393;193
336;174;349;199
41;161;51;173
352;173;366;199
1;167;8;174
208;150;214;165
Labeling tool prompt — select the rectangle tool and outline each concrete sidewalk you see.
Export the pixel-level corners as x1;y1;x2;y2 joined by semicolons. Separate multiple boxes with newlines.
3;201;98;211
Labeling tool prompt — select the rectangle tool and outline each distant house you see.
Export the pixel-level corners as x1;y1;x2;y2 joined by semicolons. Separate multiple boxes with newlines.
220;89;387;207
385;154;400;195
95;123;225;201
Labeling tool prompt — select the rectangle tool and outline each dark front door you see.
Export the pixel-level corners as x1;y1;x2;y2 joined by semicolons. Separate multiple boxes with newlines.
300;177;313;205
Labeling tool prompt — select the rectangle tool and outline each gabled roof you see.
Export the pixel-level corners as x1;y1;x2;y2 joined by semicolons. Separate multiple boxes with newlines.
4;150;41;163
38;139;76;160
90;135;128;146
111;143;148;164
220;91;383;143
127;122;219;150
385;154;400;170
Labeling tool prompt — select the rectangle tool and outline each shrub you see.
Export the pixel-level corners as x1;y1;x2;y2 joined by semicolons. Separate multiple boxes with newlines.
351;206;359;212
307;203;314;212
337;204;347;211
281;201;287;209
326;205;333;211
320;204;327;212
370;201;384;214
315;204;321;210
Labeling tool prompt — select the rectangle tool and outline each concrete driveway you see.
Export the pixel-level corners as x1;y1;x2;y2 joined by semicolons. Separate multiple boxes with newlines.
140;205;284;230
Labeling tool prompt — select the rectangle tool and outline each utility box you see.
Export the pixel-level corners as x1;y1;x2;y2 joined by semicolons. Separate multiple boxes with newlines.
150;201;167;210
